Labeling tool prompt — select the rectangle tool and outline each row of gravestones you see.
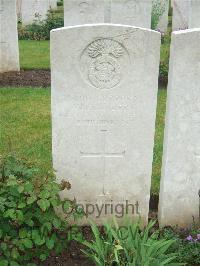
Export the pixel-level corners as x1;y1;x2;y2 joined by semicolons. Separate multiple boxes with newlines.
2;0;200;74
16;0;169;33
16;0;200;32
64;0;168;32
17;0;57;25
1;0;200;227
51;25;200;227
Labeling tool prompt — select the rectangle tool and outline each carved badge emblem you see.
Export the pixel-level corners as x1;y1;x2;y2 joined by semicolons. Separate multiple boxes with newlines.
80;38;129;89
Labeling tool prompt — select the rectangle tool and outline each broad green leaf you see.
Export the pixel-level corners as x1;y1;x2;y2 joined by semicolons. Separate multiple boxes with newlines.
52;218;61;229
3;209;16;219
25;219;34;227
39;190;50;199
46;237;55;249
50;198;59;207
0;260;8;266
16;210;24;221
27;196;37;205
10;262;20;266
42;222;52;232
11;248;20;259
40;254;47;261
22;238;33;249
19;229;27;239
37;199;50;211
63;201;70;212
0;242;7;251
17;185;24;193
24;182;33;192
32;230;45;246
18;202;26;209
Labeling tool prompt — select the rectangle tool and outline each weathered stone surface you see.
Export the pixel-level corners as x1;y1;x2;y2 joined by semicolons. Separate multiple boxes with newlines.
64;0;152;28
49;0;57;9
158;29;200;227
189;0;200;28
0;0;20;73
16;0;22;19
21;0;52;25
111;0;152;28
152;0;169;33
172;0;190;31
64;0;105;26
51;24;160;224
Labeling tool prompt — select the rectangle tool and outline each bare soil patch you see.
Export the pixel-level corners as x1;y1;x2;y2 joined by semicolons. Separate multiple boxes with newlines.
0;70;167;88
0;70;50;87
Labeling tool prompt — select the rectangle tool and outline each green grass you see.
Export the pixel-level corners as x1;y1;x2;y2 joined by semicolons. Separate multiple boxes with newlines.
151;88;167;194
0;88;51;171
0;87;167;193
19;40;50;69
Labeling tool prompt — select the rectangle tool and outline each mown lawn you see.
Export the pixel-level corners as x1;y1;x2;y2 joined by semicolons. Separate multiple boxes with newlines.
0;88;51;172
0;87;167;194
19;40;50;69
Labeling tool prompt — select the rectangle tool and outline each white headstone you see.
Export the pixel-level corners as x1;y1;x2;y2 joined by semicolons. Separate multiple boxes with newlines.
189;0;200;28
49;0;57;9
110;0;152;29
21;0;51;25
16;0;22;19
152;0;169;33
64;0;152;28
51;24;160;224
172;0;190;31
64;0;105;26
0;0;20;73
158;29;200;227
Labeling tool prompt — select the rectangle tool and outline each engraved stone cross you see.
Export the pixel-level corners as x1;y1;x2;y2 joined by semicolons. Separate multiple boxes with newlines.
80;129;125;197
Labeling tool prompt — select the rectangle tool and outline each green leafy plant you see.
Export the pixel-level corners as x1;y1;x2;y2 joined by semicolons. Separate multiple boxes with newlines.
161;224;200;266
18;10;64;41
151;0;166;30
57;1;63;6
0;154;83;265
78;219;185;266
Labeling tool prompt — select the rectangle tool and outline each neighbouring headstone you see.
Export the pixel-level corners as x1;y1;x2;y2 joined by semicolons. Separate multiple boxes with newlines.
64;0;152;28
152;0;169;33
0;0;20;73
110;0;152;28
64;0;105;26
51;24;161;224
189;0;200;28
49;0;57;9
21;0;52;25
158;29;200;227
172;0;190;31
16;0;22;20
